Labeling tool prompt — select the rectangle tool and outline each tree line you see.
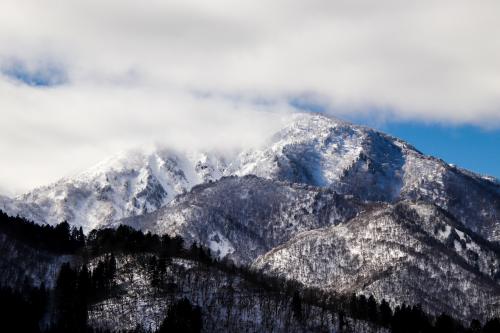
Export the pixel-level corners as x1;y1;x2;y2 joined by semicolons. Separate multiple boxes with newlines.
1;210;500;332
0;210;84;253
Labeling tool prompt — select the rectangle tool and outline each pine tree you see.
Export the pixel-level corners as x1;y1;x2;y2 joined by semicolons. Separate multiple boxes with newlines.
55;263;87;332
379;299;392;327
357;294;368;320
291;291;302;322
158;298;202;333
483;318;500;333
434;313;455;333
367;295;378;322
338;310;346;332
77;264;91;300
469;319;481;333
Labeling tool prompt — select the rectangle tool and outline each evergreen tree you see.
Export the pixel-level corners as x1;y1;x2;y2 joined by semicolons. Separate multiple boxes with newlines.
291;291;303;322
357;294;368;319
77;226;86;247
149;256;161;288
469;319;482;333
158;298;202;333
367;295;378;322
338;310;347;332
106;254;117;285
0;286;45;332
379;299;392;327
434;313;455;333
483;318;500;333
77;264;91;301
348;293;358;318
55;263;87;332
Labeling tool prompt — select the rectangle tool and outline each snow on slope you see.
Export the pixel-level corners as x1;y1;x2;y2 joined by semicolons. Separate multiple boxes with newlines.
1;149;227;231
1;112;499;240
253;201;500;322
224;113;500;241
119;175;364;264
87;255;382;333
117;176;500;322
225;114;365;187
1;112;499;325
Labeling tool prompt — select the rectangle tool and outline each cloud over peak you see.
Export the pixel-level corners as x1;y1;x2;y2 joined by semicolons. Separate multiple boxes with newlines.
0;0;499;193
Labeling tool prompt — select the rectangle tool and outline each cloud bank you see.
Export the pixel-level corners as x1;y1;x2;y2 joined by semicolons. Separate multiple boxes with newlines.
1;0;499;193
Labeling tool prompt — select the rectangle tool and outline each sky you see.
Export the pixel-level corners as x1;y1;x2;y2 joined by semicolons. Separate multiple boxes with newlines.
0;0;499;194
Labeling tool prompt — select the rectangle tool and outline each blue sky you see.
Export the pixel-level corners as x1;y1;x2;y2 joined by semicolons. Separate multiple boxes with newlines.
1;60;66;87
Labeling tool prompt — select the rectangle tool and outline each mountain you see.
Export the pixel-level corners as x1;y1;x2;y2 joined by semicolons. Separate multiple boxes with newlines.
119;175;365;264
1;149;227;231
227;114;500;242
0;212;391;333
116;175;500;322
254;201;500;321
2;113;499;241
1;112;500;329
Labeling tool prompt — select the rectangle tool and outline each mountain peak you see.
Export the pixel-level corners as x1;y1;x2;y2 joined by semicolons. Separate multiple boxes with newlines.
1;112;498;243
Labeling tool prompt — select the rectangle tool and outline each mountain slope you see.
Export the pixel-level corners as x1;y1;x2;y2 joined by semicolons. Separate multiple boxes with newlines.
118;176;500;322
1;149;227;231
226;113;406;202
227;113;500;242
253;201;500;322
1;112;499;241
1;112;499;328
119;175;364;264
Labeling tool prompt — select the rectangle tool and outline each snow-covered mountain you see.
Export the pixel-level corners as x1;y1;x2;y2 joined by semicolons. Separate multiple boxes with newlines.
1;149;227;231
254;201;500;321
116;175;500;322
1;112;499;239
118;175;365;263
1;112;500;326
227;113;500;242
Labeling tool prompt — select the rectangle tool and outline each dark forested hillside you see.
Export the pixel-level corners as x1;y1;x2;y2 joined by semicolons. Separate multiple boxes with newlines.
1;210;500;332
0;210;84;254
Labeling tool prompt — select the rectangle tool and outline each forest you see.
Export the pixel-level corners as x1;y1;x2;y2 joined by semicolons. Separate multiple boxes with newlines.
1;210;500;333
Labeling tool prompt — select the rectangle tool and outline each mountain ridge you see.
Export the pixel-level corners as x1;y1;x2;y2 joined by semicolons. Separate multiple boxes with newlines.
1;112;498;241
1;112;500;325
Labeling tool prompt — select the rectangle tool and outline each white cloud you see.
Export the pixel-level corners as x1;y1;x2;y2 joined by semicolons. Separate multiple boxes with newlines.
0;0;499;193
0;79;292;193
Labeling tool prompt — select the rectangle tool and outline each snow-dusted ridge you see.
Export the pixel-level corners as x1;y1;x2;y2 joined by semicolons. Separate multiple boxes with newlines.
1;112;500;324
253;201;500;321
120;176;500;321
118;175;366;263
1;148;228;231
1;112;499;240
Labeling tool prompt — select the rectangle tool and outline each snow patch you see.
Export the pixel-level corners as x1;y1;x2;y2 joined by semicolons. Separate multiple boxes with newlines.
439;225;452;239
208;232;235;258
